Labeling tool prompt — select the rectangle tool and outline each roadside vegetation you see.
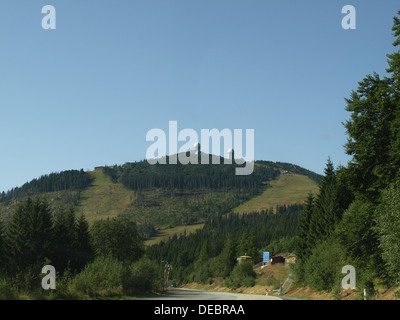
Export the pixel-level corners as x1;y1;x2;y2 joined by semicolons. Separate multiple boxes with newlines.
0;198;160;299
292;12;400;298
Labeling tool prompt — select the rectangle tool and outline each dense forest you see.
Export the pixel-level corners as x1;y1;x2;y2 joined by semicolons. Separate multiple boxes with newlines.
102;156;280;191
0;170;93;203
146;204;302;284
293;12;400;297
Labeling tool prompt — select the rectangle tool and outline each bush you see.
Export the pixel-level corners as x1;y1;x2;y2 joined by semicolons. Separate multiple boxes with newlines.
303;238;346;291
125;257;160;294
90;218;144;264
68;256;161;299
0;278;18;300
68;256;127;298
375;181;400;284
13;265;43;295
226;261;256;289
45;269;76;300
336;199;383;288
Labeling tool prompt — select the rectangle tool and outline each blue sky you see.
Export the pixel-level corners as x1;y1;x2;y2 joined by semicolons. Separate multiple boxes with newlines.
0;0;399;192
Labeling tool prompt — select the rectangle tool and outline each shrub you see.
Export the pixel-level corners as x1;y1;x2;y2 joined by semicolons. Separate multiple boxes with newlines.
125;257;160;295
303;238;346;291
0;278;18;300
226;261;256;289
68;256;127;298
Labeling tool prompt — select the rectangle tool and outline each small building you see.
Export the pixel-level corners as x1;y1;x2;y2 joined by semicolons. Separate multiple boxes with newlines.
236;255;254;264
271;254;285;265
284;253;296;266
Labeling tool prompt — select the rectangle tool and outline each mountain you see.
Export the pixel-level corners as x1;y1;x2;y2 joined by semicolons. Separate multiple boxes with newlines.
0;156;321;242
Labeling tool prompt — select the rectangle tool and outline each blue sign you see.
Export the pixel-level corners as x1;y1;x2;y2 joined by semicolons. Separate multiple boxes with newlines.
263;251;270;263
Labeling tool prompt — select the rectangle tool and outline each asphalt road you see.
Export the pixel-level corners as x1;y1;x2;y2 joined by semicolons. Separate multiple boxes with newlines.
144;287;284;300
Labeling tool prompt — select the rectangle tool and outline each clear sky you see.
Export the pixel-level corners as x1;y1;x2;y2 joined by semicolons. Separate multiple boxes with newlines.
0;0;399;192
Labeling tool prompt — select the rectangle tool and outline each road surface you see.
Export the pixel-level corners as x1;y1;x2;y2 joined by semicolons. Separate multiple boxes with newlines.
144;287;284;300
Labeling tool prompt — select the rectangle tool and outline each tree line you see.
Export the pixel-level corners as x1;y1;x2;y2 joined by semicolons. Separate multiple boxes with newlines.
256;161;323;184
0;170;94;203
293;11;400;296
102;157;281;191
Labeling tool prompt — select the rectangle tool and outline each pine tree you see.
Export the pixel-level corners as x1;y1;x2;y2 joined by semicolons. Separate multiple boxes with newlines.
52;206;77;272
216;235;237;278
344;12;400;202
295;193;314;262
4;198;53;274
236;232;257;260
308;159;340;244
74;213;93;270
0;219;4;272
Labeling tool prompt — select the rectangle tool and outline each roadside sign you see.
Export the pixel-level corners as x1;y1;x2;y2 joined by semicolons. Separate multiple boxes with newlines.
263;251;269;263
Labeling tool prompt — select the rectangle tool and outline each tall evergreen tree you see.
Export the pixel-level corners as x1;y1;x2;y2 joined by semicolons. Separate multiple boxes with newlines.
4;198;53;274
236;232;258;260
344;12;400;202
216;235;237;278
304;159;341;247
74;213;94;270
295;192;315;262
0;219;4;272
52;206;78;272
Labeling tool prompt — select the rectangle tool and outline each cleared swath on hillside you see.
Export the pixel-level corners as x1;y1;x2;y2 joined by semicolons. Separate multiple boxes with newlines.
232;172;319;214
76;169;133;224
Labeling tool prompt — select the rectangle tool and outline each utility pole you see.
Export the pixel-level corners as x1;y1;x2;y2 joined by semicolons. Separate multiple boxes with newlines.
161;261;173;291
161;261;167;291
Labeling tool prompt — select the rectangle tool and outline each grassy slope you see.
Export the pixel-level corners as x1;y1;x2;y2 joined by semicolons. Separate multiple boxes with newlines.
76;169;133;224
75;169;208;244
143;223;204;246
232;172;319;214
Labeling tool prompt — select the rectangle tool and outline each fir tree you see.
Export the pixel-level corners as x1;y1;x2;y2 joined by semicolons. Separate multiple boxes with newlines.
308;159;340;244
74;213;94;270
295;192;315;262
52;206;77;272
0;219;4;272
4;198;53;274
216;235;237;278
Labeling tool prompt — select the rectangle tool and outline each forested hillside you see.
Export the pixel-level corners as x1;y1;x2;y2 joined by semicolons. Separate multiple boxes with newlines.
1;158;316;240
146;204;302;285
0;170;93;202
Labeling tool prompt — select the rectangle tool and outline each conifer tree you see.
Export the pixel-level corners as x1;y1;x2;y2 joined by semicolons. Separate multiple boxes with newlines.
295;193;314;262
52;206;77;272
344;12;400;202
0;220;4;272
216;235;237;278
305;159;340;245
4;198;53;274
74;213;94;270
